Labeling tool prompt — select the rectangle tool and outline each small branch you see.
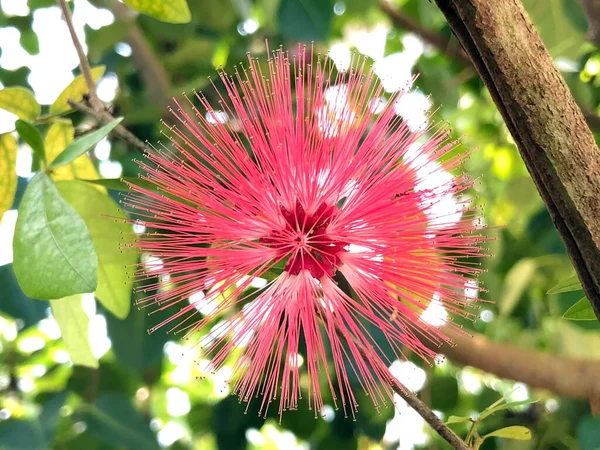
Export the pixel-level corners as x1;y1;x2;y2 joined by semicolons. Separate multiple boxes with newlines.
436;327;600;401
379;0;471;66
68;99;147;152
108;0;172;106
57;0;104;111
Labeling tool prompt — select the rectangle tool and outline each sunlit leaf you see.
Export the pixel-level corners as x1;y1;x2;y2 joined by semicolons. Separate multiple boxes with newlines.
56;180;135;319
45;120;101;182
15;119;45;164
49;118;122;169
548;274;582;294
563;297;596;320
123;0;191;23
13;173;98;299
446;415;472;425
483;425;532;440
0;133;18;220
479;398;537;421
50;295;98;368
0;87;41;120
50;66;106;114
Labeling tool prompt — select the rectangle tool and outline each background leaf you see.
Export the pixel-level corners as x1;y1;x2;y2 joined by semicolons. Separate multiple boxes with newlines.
123;0;191;24
56;180;135;319
49;66;106;114
50;295;98;368
13;173;98;299
0;86;41;120
278;0;333;42
0;133;17;220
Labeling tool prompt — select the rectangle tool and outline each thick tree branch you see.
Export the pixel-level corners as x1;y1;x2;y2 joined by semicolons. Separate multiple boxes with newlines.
437;328;600;401
579;0;600;47
108;0;172;106
379;0;600;133
430;0;600;320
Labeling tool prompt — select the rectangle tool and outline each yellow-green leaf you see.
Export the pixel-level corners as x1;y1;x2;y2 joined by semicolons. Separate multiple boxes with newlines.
483;426;532;441
548;274;582;294
45;120;101;183
0;87;41;120
563;296;596;320
0;133;18;220
56;180;135;319
50;67;106;115
123;0;191;23
50;295;98;368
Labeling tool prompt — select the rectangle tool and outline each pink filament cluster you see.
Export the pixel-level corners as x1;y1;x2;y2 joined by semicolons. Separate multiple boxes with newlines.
124;46;487;419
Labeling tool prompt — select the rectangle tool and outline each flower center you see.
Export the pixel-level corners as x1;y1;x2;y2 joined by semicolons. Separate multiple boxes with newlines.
261;201;347;279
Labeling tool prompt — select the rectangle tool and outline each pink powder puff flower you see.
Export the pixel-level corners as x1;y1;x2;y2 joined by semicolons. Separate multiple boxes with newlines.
123;45;487;419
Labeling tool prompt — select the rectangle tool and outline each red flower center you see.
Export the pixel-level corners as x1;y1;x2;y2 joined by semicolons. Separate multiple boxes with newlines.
261;201;347;279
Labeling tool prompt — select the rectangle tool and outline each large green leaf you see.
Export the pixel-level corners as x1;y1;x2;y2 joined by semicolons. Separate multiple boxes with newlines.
56;180;135;319
76;394;158;449
15;119;45;165
0;133;17;220
13;173;98;299
563;297;596;320
48;118;123;169
50;295;98;368
483;426;532;441
123;0;191;23
50;66;106;115
278;0;333;42
0;86;41;120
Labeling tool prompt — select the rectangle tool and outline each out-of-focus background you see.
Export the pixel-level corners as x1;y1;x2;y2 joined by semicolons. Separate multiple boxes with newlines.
0;0;599;449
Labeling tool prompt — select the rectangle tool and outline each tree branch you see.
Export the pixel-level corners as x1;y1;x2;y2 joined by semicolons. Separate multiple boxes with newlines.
57;0;104;111
430;0;600;320
379;0;600;134
68;100;147;152
108;0;172;106
437;328;600;401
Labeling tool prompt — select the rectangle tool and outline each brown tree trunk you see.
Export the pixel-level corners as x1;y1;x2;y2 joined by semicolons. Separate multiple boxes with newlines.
433;0;600;320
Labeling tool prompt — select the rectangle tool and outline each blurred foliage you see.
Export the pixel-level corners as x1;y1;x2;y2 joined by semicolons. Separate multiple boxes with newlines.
0;0;599;449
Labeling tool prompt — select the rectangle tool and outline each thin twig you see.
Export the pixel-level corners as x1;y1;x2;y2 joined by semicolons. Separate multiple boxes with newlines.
57;0;104;111
68;100;148;152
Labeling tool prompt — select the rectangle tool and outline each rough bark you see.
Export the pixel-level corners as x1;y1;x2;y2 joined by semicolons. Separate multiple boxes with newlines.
433;0;600;320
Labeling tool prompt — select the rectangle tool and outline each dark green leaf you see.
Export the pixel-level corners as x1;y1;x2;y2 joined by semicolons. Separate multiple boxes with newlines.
77;394;158;449
13;173;98;299
0;264;48;329
48;118;123;169
563;297;596;320
15;120;45;164
278;0;333;42
578;416;600;450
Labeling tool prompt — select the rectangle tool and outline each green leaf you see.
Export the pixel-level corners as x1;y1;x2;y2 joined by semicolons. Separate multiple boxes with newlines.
548;274;582;294
50;295;98;368
80;177;158;192
49;66;106;114
483;426;532;441
278;0;333;42
499;258;537;316
76;394;159;449
563;297;596;320
446;415;472;425
479;398;537;421
48;118;123;169
0;133;18;220
578;416;600;450
0;264;48;330
56;180;135;319
15;119;45;164
0;86;41;120
19;29;40;55
13;173;98;299
122;0;191;23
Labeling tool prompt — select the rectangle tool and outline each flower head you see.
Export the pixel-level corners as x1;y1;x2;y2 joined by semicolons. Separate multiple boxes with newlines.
124;46;486;418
